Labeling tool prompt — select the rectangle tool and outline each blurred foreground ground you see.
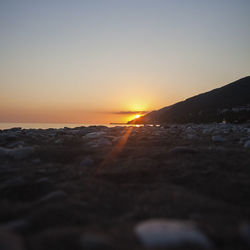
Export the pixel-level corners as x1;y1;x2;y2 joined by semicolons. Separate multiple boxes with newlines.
0;124;250;250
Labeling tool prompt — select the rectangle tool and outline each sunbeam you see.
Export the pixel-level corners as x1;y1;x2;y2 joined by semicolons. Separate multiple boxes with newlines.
90;126;133;179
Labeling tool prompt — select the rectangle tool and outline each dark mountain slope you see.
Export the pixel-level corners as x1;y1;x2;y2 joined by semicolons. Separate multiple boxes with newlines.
129;76;250;124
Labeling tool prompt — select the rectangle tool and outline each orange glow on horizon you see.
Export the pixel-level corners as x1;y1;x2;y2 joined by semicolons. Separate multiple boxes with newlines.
0;103;149;124
124;113;145;123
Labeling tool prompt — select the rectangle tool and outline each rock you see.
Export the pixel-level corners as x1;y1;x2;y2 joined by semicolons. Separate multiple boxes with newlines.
29;228;112;250
212;135;226;143
36;190;67;204
32;158;41;164
36;177;50;184
95;138;112;147
80;233;112;249
29;228;82;250
84;131;107;139
80;158;94;167
86;138;112;149
240;223;250;245
0;147;7;157
244;140;250;148
7;141;25;148
62;135;75;141
1;132;18;142
202;128;213;134
186;127;196;134
28;204;86;230
186;133;197;140
245;128;250;134
55;138;63;144
8;127;22;132
105;135;116;141
169;147;199;154
112;136;122;143
239;137;248;145
8;146;34;160
67;129;81;135
0;231;25;250
135;219;211;248
0;177;26;189
0;219;28;232
0;176;51;202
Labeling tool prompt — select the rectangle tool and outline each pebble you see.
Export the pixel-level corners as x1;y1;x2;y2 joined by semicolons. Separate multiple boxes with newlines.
168;146;199;154
84;131;107;139
8;146;34;160
0;219;28;232
0;147;7;157
55;138;63;144
135;219;211;248
0;176;51;202
86;138;112;149
212;135;226;143
203;128;213;134
186;133;197;140
240;223;250;245
32;158;41;164
0;177;26;189
80;233;113;249
186;127;196;134
112;136;122;143
0;231;25;250
7;141;25;148
36;177;50;184
244;140;250;148
29;228;81;250
30;228;112;250
80;158;94;167
95;138;112;147
28;204;86;229
36;190;67;204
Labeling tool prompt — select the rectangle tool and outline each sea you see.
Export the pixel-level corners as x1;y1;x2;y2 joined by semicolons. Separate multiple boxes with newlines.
0;122;141;130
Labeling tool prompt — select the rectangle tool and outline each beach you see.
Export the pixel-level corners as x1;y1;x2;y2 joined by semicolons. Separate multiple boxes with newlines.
0;124;250;249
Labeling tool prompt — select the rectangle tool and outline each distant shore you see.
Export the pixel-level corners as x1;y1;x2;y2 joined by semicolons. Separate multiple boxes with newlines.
0;122;135;130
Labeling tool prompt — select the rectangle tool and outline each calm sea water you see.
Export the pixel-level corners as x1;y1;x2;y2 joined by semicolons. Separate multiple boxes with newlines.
0;122;141;130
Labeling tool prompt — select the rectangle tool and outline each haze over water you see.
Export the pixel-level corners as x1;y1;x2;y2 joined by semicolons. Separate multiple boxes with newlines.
1;0;250;124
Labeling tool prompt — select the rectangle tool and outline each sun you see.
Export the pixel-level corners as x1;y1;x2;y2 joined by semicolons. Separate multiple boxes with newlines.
134;114;141;119
125;113;144;123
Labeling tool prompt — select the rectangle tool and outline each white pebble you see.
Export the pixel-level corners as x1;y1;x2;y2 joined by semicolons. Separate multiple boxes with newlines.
135;219;211;248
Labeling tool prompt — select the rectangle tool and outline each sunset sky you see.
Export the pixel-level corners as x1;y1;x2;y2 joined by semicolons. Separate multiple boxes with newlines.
1;0;250;124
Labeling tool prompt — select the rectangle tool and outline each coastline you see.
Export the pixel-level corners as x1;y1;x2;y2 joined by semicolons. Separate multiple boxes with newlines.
0;122;126;130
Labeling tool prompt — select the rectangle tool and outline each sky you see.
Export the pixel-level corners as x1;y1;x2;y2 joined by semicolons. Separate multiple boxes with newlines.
0;0;250;124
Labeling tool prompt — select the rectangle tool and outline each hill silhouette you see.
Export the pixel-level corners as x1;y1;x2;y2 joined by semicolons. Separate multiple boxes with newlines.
128;76;250;124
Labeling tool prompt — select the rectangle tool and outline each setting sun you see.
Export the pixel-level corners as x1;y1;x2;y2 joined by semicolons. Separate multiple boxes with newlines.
124;113;144;123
